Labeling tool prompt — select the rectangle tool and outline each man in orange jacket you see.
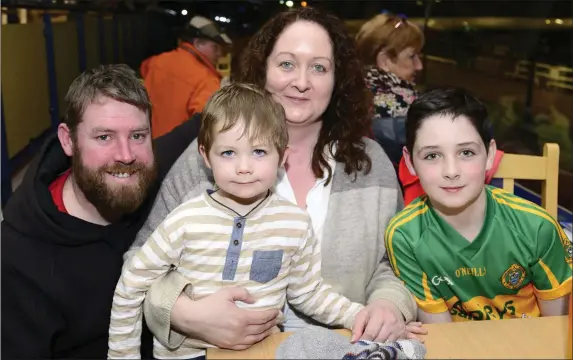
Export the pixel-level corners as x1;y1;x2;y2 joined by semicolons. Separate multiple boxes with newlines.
141;15;232;138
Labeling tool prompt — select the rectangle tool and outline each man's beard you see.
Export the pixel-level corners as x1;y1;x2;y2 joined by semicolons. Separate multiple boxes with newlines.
71;146;158;222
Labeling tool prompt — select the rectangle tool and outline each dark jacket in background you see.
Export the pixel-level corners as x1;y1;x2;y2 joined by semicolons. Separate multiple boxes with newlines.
137;7;179;73
365;66;417;167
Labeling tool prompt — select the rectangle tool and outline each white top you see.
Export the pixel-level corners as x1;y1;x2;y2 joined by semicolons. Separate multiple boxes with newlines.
274;147;337;330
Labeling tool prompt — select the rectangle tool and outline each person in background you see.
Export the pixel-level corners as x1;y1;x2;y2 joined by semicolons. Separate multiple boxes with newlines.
128;7;426;355
385;86;571;323
1;64;200;359
356;14;505;205
356;13;424;168
141;15;232;138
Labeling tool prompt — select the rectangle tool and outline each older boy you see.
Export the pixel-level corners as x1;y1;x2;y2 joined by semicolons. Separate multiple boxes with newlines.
385;87;571;323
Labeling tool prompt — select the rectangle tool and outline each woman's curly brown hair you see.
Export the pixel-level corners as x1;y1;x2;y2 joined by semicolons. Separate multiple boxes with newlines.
236;7;372;183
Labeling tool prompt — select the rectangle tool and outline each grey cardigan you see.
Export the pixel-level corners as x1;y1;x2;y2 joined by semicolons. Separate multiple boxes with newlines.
127;137;417;349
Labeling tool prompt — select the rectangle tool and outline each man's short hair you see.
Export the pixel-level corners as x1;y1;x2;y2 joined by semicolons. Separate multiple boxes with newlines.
199;83;288;159
64;64;151;135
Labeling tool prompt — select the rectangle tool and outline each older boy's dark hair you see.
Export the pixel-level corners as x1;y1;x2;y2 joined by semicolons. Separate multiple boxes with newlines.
405;87;492;153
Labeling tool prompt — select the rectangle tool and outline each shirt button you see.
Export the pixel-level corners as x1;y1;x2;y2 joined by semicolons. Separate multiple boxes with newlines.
233;239;239;245
236;223;242;228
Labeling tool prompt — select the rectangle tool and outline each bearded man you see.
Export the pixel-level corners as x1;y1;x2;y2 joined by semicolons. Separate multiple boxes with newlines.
1;64;200;359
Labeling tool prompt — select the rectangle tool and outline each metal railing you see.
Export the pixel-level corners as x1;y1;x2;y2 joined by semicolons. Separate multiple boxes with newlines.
421;54;573;91
504;61;573;91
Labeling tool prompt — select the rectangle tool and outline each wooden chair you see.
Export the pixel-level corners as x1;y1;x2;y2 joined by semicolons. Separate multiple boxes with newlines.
493;143;560;219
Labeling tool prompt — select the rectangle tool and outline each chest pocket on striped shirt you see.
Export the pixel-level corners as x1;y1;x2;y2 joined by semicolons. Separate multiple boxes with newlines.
250;250;284;283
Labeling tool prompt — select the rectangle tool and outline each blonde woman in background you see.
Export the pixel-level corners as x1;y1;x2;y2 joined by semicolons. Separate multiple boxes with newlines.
356;13;424;168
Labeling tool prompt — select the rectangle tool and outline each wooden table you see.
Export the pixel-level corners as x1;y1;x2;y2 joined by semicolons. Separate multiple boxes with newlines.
207;315;571;359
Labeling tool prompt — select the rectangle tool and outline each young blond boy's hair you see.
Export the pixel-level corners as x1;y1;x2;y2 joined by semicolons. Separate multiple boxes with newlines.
199;83;289;159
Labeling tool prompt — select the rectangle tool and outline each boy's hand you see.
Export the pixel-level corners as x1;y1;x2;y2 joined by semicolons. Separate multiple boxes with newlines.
351;299;405;343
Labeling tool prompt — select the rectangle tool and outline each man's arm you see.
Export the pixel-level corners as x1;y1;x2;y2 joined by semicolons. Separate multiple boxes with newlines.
1;263;65;358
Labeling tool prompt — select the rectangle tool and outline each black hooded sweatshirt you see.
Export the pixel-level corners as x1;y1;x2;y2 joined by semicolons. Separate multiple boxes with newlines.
1;115;200;359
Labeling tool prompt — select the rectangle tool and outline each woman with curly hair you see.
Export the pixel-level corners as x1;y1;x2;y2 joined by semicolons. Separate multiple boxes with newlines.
128;7;424;358
356;13;424;168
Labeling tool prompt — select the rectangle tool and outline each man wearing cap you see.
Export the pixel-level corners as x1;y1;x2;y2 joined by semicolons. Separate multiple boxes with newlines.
141;15;232;138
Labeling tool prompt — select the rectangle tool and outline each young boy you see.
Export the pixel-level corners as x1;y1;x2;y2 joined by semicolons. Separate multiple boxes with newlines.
385;86;572;324
107;83;369;359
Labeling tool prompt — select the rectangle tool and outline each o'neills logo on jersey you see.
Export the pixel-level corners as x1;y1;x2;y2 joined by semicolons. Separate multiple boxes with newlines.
454;267;487;278
501;264;526;290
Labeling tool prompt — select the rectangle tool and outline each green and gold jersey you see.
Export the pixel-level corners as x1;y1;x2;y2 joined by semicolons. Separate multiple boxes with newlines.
385;186;572;322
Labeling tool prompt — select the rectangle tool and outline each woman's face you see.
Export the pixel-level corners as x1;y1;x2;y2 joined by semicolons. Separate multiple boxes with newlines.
265;21;335;127
378;46;422;83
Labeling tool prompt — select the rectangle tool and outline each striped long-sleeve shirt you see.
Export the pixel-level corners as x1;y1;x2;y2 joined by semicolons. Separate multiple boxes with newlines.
108;191;364;359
